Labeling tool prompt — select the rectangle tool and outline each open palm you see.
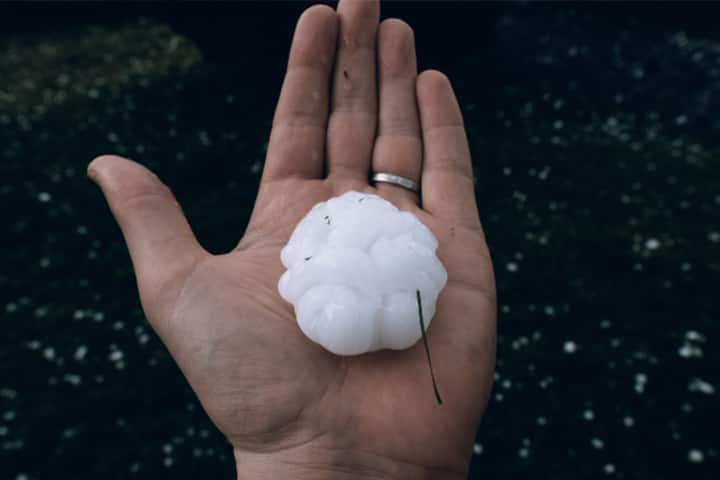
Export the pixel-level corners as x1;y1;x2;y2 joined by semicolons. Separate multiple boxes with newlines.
89;0;496;477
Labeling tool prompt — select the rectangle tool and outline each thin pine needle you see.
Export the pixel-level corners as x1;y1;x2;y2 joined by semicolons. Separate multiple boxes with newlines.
417;289;443;405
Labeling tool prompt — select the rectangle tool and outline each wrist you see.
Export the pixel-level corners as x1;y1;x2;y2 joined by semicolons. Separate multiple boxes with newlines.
233;438;467;480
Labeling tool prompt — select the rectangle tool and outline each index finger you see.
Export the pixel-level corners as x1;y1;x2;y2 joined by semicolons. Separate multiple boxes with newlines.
262;5;338;182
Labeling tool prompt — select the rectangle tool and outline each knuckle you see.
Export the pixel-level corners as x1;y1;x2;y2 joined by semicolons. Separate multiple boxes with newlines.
119;183;175;213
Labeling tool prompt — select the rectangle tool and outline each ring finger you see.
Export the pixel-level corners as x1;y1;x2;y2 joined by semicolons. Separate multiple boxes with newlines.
372;18;422;207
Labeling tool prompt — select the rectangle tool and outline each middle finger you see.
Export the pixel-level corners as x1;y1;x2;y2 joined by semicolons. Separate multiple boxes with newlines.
326;0;380;182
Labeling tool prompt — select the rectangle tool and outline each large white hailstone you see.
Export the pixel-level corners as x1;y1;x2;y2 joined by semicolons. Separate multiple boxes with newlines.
278;191;447;356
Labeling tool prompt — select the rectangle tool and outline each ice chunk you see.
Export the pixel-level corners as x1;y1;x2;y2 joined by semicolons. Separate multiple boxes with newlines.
278;191;447;355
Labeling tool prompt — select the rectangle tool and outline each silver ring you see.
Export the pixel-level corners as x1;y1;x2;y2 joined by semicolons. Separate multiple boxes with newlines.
372;172;420;194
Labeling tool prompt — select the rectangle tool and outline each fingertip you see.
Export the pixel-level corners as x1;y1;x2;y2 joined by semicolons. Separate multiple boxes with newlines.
301;3;337;20
416;69;464;131
298;3;338;34
288;3;338;72
377;18;416;76
337;0;380;21
417;69;452;96
87;154;127;183
86;154;164;196
379;17;414;41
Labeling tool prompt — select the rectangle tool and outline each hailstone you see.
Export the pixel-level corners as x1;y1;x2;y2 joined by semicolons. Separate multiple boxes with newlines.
278;191;447;355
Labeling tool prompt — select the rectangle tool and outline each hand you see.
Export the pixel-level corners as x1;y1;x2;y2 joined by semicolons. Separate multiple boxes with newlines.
88;0;496;477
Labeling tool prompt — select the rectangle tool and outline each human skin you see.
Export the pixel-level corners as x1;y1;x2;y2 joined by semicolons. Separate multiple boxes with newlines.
88;0;496;478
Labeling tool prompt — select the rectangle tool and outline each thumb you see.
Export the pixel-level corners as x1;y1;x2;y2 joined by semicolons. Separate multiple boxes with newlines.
88;155;207;314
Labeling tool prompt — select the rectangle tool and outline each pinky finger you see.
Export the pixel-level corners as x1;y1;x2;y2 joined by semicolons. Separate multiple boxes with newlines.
416;70;480;228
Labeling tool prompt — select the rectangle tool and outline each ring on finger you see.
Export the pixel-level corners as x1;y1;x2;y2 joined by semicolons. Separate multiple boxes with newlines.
372;172;420;193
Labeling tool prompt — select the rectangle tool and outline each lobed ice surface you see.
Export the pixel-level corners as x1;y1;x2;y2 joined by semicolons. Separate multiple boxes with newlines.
278;191;447;355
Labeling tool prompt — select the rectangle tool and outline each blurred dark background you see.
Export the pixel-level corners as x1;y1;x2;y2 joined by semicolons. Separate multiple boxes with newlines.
1;1;718;479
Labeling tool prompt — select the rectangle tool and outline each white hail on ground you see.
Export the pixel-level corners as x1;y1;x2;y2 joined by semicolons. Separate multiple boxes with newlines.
278;191;447;355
